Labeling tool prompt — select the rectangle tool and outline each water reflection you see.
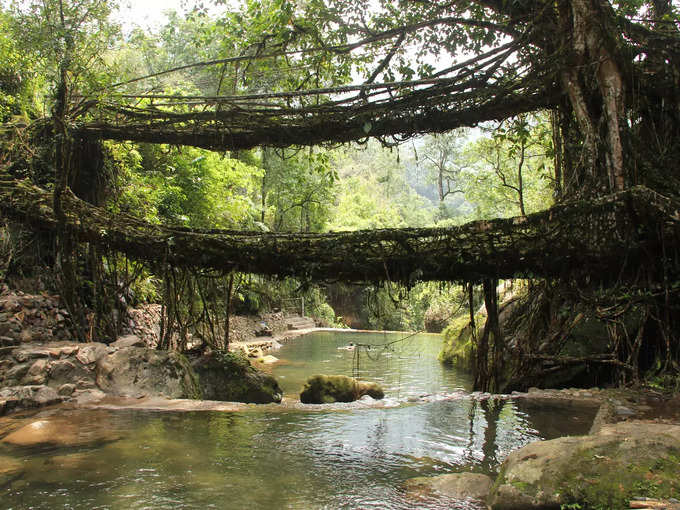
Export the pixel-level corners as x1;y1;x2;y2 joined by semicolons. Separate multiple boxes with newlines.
0;332;597;509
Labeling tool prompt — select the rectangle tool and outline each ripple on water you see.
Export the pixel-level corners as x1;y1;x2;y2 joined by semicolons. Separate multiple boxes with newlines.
0;332;597;509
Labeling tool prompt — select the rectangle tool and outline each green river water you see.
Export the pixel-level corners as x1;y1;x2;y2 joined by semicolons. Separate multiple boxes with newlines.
0;331;597;509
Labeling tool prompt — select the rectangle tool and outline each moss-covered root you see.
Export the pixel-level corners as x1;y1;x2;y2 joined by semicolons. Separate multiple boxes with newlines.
299;374;384;404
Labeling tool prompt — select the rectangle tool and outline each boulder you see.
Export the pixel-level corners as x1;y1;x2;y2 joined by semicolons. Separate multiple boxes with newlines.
403;472;493;503
0;385;62;416
299;374;385;404
489;422;680;510
57;383;76;396
21;358;48;385
191;352;282;404
95;347;201;399
48;359;90;387
1;414;120;448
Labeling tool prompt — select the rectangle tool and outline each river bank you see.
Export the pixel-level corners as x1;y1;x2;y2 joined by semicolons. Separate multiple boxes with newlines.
1;287;679;509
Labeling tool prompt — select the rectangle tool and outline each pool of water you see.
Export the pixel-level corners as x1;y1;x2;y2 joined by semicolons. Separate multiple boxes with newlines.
0;332;598;509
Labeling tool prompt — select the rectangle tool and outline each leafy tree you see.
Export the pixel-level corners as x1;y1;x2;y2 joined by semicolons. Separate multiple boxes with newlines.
327;142;436;231
6;0;121;106
261;148;335;232
115;144;263;229
463;114;554;219
419;130;470;204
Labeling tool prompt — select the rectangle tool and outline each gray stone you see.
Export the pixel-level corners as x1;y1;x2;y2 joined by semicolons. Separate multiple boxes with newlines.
13;349;49;363
72;388;107;404
5;363;29;381
76;378;97;389
75;343;108;365
57;383;76;396
47;358;93;388
0;385;62;416
26;358;48;377
615;405;636;416
109;335;146;349
95;347;201;399
21;359;48;385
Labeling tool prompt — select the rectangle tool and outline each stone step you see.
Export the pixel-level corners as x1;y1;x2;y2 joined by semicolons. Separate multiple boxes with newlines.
285;316;316;330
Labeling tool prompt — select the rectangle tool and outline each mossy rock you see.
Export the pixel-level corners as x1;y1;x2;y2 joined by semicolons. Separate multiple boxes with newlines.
299;374;384;404
439;313;482;369
191;351;282;404
489;422;680;510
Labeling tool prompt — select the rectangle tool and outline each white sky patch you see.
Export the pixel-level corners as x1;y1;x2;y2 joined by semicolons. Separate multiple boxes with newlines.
116;0;183;30
115;0;229;32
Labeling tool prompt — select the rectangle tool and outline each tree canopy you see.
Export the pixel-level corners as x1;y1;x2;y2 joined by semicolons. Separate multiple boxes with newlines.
1;0;680;386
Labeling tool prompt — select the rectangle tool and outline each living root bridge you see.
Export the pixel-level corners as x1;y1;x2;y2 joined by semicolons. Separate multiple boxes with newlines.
1;175;679;284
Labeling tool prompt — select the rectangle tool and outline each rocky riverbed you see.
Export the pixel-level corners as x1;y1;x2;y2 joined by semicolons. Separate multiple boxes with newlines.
403;388;680;510
1;286;679;509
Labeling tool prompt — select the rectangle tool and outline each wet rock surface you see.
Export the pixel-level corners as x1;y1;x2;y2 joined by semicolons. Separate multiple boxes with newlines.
0;454;24;486
489;421;680;510
1;413;121;449
403;472;494;503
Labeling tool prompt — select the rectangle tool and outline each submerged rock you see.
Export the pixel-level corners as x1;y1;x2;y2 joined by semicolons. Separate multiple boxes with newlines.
191;352;282;404
489;421;680;510
1;414;120;448
299;374;384;404
0;455;24;486
403;472;493;503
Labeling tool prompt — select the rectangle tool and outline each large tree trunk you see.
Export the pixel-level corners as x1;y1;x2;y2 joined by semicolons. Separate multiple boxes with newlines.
560;0;627;195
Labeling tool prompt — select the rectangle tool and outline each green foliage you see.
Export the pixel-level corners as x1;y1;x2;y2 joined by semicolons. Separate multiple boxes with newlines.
262;148;336;232
644;370;680;393
216;349;252;375
113;144;262;228
463;114;554;219
327;142;436;231
7;0;122;106
0;12;43;121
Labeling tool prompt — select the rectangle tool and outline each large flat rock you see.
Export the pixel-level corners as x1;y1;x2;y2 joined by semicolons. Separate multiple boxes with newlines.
1;413;121;449
490;421;680;510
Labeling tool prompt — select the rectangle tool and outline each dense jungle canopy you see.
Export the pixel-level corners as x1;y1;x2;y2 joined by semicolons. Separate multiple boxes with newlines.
1;0;679;389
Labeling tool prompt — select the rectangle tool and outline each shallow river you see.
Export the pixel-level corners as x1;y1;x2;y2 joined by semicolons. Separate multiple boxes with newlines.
0;332;596;509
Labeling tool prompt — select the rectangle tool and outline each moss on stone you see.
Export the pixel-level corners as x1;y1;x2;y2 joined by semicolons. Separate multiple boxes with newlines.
175;353;202;400
299;374;384;404
439;313;482;369
555;445;680;509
